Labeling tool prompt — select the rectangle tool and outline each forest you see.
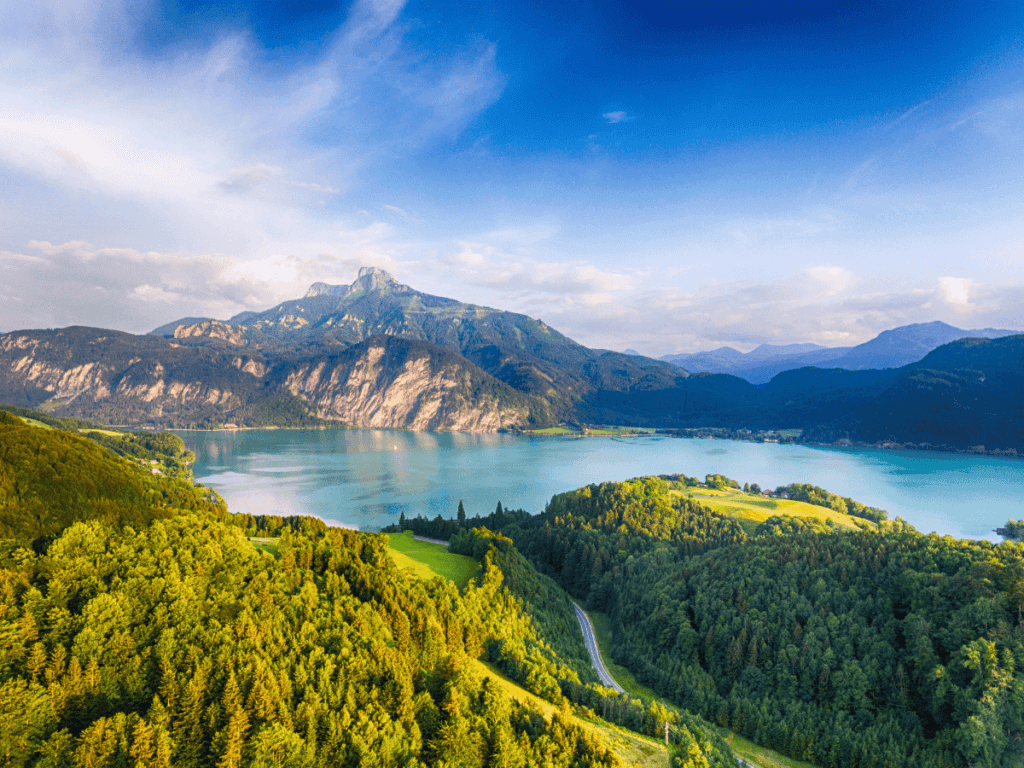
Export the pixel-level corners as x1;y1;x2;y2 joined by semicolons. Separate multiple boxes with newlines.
0;408;736;767
396;476;1024;767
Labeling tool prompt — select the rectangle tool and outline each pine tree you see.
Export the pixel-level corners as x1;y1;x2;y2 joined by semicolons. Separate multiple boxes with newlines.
130;718;157;768
217;709;250;768
458;501;467;526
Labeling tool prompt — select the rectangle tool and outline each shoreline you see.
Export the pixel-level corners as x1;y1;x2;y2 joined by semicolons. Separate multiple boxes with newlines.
54;418;1024;460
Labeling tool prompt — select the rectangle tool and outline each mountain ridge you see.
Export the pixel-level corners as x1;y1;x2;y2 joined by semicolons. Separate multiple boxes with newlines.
661;320;1021;383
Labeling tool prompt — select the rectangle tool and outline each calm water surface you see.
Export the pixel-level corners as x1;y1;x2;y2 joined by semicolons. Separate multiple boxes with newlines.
180;429;1023;540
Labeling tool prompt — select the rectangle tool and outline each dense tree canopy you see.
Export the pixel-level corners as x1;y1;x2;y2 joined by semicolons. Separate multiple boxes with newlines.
0;414;737;767
407;476;1024;767
0;411;222;547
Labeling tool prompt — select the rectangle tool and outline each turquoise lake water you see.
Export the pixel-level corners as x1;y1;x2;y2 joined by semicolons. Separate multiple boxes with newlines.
180;429;1023;540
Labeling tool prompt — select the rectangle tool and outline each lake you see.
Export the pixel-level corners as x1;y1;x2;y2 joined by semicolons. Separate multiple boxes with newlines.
180;429;1023;540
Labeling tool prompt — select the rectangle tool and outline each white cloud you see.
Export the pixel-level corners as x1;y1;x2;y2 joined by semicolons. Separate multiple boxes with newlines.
428;243;639;297
602;110;630;124
0;241;399;332
805;265;858;296
131;284;182;303
939;276;972;309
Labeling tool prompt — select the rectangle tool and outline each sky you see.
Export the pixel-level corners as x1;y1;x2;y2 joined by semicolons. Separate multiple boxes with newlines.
1;0;1023;354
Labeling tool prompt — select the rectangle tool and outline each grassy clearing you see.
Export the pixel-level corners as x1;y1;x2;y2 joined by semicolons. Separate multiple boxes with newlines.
669;486;872;534
725;732;818;768
386;532;666;765
587;609;818;768
469;659;669;768
247;537;280;557
80;428;126;437
525;426;650;437
17;416;55;430
384;530;479;588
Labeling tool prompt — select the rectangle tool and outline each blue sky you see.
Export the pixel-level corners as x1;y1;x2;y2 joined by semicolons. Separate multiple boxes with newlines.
1;0;1023;353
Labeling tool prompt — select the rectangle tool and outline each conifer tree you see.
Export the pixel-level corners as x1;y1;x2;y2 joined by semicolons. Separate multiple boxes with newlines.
217;709;250;768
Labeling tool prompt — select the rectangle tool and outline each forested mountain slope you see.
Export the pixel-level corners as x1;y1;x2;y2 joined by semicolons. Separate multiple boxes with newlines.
0;410;223;546
802;335;1024;451
0;411;735;767
395;475;1024;768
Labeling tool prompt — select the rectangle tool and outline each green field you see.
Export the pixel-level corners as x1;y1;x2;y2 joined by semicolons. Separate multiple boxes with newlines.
81;427;127;437
585;608;815;768
384;530;480;587
17;416;55;430
248;537;280;557
669;486;873;535
725;733;818;768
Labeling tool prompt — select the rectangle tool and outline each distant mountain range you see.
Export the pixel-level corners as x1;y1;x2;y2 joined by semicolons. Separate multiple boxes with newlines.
2;266;1022;452
660;321;1021;383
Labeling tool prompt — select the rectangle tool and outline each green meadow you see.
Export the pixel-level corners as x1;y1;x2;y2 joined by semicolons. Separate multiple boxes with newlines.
669;485;873;535
384;529;480;587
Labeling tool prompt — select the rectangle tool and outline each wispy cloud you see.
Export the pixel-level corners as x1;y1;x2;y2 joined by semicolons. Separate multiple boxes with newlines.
0;241;397;332
602;110;630;124
0;0;503;259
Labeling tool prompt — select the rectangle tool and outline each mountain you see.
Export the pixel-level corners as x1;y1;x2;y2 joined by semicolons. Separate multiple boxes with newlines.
654;334;1024;452
661;321;1021;383
826;320;1020;370
811;334;1024;451
0;326;550;431
152;266;691;422
5;270;1022;446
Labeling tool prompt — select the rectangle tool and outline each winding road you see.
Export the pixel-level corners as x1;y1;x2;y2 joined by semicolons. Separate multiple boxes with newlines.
572;602;625;693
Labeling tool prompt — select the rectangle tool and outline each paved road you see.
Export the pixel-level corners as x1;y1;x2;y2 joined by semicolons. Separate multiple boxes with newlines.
413;535;450;546
574;604;759;767
572;602;625;693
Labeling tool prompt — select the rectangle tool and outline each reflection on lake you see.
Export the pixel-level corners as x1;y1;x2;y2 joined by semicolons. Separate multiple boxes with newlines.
179;428;1023;540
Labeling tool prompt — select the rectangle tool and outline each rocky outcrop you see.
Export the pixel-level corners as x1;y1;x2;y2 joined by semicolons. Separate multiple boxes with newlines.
305;266;411;298
0;328;287;426
173;320;246;345
281;336;538;432
0;328;547;431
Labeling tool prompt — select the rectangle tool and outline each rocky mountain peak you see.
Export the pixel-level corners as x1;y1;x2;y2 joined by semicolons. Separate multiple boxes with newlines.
305;266;406;298
354;266;400;292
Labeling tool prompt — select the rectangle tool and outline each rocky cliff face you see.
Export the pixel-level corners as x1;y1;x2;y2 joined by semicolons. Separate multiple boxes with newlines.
0;328;546;431
281;337;534;432
0;328;275;425
173;320;246;345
